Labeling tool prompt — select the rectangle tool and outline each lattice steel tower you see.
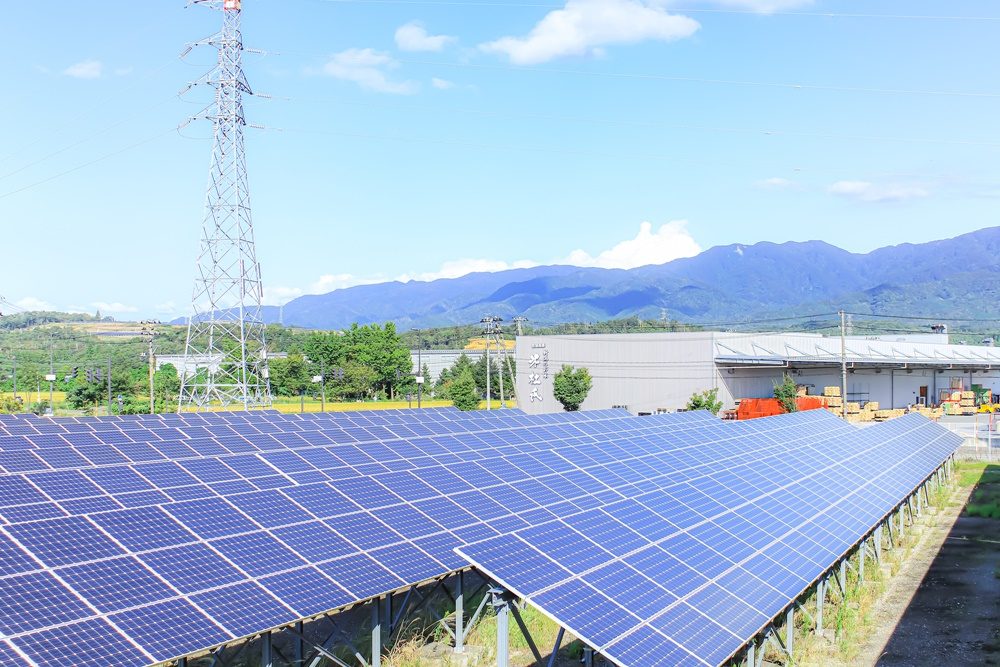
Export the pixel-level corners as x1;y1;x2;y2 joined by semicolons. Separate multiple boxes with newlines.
179;0;271;410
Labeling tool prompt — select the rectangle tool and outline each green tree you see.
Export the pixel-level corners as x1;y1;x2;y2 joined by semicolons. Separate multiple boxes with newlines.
450;369;480;411
773;373;799;413
268;353;312;397
153;364;182;413
553;364;592;412
336;362;377;401
686;388;723;415
473;354;502;400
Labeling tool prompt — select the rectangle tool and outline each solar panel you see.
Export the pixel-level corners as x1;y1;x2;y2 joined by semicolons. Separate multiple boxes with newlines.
0;415;820;657
459;413;960;667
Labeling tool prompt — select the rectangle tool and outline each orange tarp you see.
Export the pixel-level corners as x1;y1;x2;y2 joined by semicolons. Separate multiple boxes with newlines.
737;396;827;420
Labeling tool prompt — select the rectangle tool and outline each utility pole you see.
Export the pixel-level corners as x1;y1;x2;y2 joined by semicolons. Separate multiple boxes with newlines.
412;328;423;409
840;310;848;417
141;321;158;414
11;355;16;401
481;317;498;410
47;349;54;415
481;316;506;410
107;355;113;417
320;358;326;412
179;0;271;411
513;316;527;337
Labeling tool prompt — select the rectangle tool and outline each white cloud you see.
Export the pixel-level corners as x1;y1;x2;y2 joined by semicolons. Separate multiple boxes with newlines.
63;60;102;79
321;49;418;94
432;77;456;90
563;220;701;269
154;301;178;315
755;176;796;190
91;301;138;314
271;221;701;298
14;297;53;311
263;274;385;305
480;0;700;65
395;22;457;52
828;180;929;203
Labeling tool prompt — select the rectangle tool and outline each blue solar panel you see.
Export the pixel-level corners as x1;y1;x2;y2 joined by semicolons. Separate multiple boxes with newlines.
139;543;244;593
10;618;149;667
110;598;231;663
58;557;175;612
460;413;960;667
210;531;308;577
0;406;853;665
6;516;125;567
258;567;353;618
0;572;94;634
191;581;295;638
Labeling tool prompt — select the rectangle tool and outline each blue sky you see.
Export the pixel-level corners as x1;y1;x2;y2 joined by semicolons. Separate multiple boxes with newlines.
1;0;998;319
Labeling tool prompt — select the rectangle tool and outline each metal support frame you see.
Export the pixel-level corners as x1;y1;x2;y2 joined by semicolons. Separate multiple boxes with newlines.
785;607;794;658
858;539;866;583
492;588;510;667
582;647;595;667
815;578;825;634
371;597;382;667
455;571;465;654
547;628;565;667
262;631;273;667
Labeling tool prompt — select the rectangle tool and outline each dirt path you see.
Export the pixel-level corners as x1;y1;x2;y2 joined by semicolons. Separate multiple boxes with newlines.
851;482;1000;667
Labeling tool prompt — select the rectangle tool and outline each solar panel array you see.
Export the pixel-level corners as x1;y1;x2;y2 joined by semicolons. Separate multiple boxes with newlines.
0;407;955;667
459;413;960;667
0;406;747;666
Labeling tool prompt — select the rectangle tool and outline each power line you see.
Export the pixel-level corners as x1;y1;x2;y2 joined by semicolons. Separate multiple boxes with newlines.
311;0;1000;22
0;129;175;201
281;96;1000;148
276;49;1000;99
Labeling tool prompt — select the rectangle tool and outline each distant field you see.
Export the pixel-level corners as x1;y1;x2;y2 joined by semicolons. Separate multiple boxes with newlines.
1;391;67;403
269;398;518;413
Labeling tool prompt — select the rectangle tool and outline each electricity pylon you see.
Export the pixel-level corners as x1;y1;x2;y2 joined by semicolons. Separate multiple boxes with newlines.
179;0;271;410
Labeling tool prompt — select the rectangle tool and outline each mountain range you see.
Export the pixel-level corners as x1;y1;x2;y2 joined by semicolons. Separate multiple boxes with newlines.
176;227;1000;330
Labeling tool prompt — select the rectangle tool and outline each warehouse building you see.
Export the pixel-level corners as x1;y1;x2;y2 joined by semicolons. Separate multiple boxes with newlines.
515;331;1000;415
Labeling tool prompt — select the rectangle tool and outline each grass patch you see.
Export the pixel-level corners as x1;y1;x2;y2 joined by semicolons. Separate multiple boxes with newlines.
956;462;1000;519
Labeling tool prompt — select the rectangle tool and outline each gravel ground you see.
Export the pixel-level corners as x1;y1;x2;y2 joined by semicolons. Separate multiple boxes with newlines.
859;478;1000;667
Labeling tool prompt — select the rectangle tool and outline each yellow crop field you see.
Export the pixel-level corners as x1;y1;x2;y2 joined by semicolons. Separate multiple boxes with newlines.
1;391;67;403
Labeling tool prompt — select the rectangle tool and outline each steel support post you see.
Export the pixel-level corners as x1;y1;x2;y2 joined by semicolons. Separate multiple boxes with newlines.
547;628;565;667
858;539;865;583
294;621;304;667
816;578;824;634
785;607;794;659
746;639;755;667
455;571;465;654
371;597;382;667
491;588;509;667
582;647;595;667
262;631;273;667
838;560;847;597
874;525;883;563
898;506;905;540
178;660;188;667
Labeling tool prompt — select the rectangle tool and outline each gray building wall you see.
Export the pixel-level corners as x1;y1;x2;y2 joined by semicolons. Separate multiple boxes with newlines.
516;333;1000;415
516;333;718;415
410;349;492;384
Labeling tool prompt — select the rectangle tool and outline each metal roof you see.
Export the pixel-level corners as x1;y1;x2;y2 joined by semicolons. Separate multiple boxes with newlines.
714;332;1000;368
